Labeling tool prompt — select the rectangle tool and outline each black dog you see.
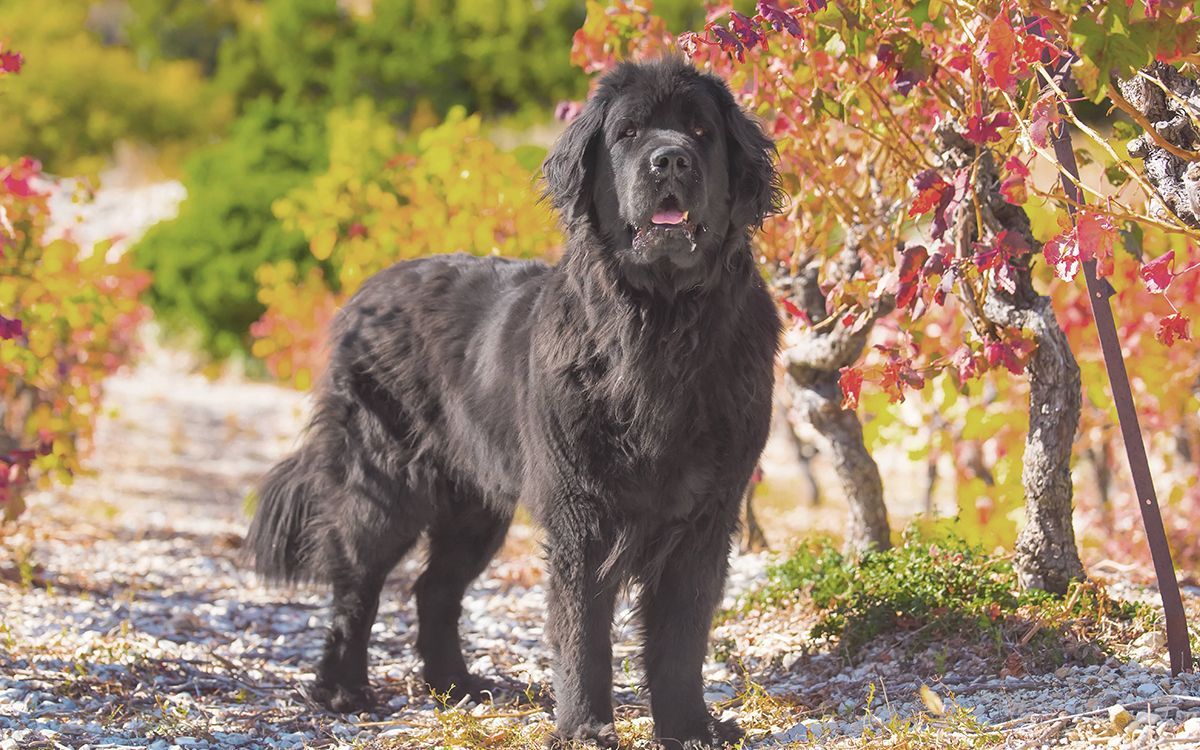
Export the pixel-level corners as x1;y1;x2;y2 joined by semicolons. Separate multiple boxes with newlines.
248;58;782;749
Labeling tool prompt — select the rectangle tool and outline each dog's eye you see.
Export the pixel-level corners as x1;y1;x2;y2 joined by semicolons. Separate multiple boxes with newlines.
619;124;638;140
691;125;706;139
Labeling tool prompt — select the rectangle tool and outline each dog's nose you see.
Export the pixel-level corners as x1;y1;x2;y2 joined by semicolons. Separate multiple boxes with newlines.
650;146;690;177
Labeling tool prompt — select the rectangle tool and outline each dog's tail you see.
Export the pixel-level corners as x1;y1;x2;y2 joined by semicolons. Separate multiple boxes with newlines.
246;451;322;584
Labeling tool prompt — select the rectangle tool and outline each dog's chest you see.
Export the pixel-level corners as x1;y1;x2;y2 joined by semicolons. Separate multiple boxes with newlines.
598;380;744;514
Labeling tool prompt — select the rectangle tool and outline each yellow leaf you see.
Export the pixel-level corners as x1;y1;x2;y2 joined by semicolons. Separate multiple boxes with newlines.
919;685;945;717
310;228;338;261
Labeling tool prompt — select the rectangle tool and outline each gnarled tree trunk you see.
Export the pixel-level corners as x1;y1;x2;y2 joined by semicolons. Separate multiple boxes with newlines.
781;251;893;554
1114;62;1200;228
940;130;1085;593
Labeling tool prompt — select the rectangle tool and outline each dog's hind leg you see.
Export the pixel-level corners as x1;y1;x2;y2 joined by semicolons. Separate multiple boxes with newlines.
310;485;424;713
415;493;512;702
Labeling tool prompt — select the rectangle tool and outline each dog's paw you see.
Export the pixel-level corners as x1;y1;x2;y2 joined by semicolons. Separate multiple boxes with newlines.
708;716;745;747
659;716;746;749
308;681;374;714
546;721;620;749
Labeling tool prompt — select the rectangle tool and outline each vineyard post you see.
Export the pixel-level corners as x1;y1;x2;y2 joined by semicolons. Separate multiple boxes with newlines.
1040;53;1194;676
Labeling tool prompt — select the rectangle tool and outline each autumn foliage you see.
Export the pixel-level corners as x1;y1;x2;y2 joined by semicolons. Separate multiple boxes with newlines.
571;0;1200;566
0;47;150;516
250;105;562;389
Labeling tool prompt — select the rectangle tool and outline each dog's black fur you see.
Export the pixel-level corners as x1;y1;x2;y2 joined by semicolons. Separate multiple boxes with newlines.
248;58;782;749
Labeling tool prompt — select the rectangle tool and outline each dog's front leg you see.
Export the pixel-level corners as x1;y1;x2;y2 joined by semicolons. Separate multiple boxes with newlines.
640;511;744;749
544;514;620;749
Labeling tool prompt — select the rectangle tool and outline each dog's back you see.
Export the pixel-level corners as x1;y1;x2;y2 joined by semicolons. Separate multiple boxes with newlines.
247;252;555;709
248;253;549;585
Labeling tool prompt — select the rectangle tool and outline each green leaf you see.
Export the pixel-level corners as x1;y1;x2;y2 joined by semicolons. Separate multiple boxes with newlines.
824;32;846;58
1121;221;1144;260
1111;119;1140;143
1105;163;1129;187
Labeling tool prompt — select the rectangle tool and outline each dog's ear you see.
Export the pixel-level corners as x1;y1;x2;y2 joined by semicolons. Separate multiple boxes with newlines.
721;95;784;230
542;95;607;226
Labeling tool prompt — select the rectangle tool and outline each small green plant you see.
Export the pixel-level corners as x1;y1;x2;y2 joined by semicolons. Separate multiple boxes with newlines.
741;528;1148;660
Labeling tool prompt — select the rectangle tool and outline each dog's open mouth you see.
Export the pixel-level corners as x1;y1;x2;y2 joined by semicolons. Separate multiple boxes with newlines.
651;194;689;227
632;195;698;252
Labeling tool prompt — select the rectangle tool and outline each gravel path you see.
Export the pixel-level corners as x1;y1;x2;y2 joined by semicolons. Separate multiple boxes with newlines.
2;347;1200;749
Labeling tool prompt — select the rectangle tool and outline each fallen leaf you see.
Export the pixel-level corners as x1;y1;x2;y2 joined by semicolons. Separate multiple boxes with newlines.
919;684;945;716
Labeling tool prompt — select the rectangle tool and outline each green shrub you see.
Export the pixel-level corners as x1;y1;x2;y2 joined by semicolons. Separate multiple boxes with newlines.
252;103;561;388
0;0;229;173
125;0;244;75
744;529;1147;657
213;0;589;121
132;100;328;359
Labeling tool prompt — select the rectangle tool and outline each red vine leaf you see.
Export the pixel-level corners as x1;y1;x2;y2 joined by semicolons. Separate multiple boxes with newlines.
1043;228;1080;281
1000;156;1030;205
908;169;950;217
1156;313;1190;346
1042;212;1116;281
0;48;22;75
984;338;1027;375
677;32;703;57
897;244;929;311
977;12;1017;92
757;1;803;37
931;168;970;241
923;249;948;278
1077;211;1116;278
729;11;763;50
880;353;925;403
839;366;863;410
1029;94;1061;148
952;345;979;382
0;314;23;340
1140;250;1175;294
780;296;809;324
964;109;1015;145
709;24;746;62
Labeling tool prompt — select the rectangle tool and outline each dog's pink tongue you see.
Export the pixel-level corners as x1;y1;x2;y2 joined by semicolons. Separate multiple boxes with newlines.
651;208;686;225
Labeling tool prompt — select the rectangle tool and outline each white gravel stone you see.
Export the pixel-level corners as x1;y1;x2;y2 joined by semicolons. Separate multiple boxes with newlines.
1183;716;1200;736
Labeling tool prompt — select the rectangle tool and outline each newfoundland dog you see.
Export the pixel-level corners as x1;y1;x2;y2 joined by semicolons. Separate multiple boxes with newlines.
248;58;782;749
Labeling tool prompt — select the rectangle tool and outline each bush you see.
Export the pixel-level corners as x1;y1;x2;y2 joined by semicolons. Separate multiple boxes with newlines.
124;0;243;75
132;100;328;360
0;155;150;519
0;0;229;174
745;528;1146;658
213;0;589;121
252;103;562;388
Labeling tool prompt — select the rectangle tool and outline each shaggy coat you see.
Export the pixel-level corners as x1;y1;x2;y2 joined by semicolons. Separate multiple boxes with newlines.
248;58;782;749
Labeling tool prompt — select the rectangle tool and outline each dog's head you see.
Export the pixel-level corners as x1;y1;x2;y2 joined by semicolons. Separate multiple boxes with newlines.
543;58;783;293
